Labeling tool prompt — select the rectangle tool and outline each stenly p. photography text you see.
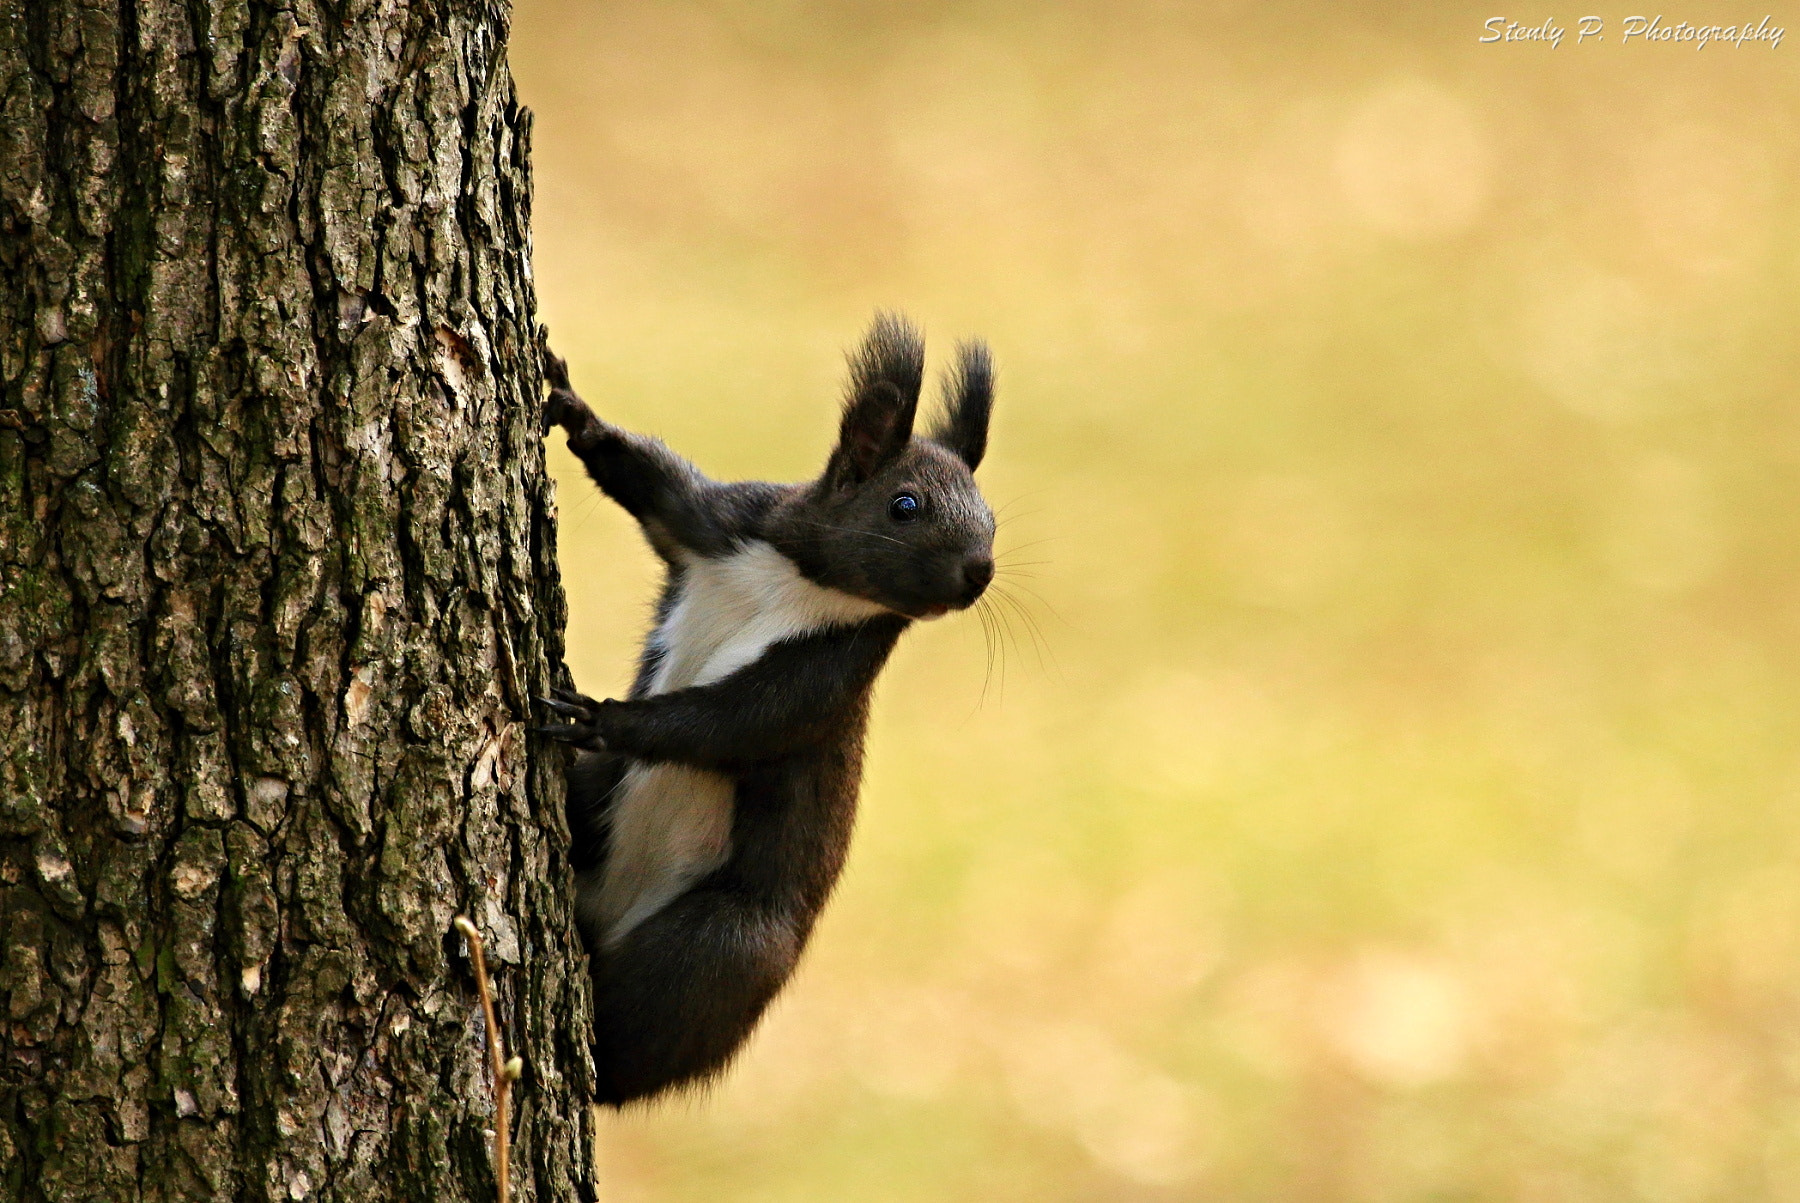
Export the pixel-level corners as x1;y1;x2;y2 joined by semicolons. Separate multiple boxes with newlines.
1480;14;1786;47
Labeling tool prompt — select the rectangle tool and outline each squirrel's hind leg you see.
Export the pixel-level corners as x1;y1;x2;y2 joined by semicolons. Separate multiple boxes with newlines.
589;886;800;1106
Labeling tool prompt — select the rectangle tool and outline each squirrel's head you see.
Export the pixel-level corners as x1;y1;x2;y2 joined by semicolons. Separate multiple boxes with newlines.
770;314;996;620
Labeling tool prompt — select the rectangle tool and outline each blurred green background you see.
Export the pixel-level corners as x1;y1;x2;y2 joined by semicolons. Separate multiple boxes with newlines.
510;3;1800;1198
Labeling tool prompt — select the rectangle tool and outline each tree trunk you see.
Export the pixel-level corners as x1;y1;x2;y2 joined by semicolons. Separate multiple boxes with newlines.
0;1;594;1200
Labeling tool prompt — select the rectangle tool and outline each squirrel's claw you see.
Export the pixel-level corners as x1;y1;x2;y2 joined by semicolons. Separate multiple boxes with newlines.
534;722;608;752
537;692;591;719
535;689;609;751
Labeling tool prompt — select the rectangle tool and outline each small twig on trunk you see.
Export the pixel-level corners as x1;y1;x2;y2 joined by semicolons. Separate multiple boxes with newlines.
455;915;522;1203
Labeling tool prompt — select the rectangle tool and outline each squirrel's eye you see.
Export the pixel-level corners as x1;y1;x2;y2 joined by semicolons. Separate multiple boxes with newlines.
888;492;922;522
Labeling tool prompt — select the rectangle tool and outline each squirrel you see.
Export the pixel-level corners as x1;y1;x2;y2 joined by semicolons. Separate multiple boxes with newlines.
537;314;997;1105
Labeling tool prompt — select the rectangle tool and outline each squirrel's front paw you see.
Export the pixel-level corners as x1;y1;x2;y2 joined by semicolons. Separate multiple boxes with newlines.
543;349;572;393
535;686;611;752
541;348;588;436
541;355;572;435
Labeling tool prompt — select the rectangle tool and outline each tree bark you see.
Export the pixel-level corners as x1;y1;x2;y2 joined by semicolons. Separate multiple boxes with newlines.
0;1;594;1200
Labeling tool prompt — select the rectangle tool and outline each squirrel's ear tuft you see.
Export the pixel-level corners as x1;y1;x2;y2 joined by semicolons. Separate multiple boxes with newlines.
929;340;993;471
826;313;922;487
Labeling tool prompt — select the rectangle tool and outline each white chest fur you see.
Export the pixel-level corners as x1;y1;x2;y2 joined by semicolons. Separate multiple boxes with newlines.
584;541;890;947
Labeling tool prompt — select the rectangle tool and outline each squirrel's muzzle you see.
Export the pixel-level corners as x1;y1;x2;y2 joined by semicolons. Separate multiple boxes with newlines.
958;556;995;607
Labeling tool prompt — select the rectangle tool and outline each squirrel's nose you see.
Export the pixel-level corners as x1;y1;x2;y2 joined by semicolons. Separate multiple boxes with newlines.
961;557;995;597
